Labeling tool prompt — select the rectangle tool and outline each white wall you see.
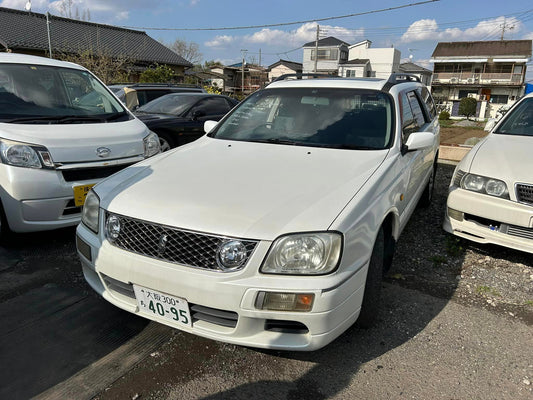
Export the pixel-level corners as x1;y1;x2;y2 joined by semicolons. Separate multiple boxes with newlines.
269;65;299;81
348;46;400;78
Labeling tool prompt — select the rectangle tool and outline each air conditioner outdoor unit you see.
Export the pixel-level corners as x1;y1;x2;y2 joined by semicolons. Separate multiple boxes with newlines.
450;77;458;83
467;93;478;100
466;78;475;84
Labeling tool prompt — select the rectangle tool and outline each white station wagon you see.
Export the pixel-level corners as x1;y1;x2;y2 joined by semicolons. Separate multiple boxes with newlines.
76;74;440;351
444;92;533;254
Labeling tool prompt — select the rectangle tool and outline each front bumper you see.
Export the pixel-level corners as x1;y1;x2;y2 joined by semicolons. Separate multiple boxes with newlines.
443;187;533;254
76;223;369;351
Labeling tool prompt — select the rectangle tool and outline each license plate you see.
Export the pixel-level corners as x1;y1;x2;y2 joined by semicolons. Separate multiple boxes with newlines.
73;184;96;207
133;285;191;327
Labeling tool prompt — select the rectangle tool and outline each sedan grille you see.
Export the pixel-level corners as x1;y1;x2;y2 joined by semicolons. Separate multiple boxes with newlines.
106;213;258;272
516;183;533;206
61;163;136;182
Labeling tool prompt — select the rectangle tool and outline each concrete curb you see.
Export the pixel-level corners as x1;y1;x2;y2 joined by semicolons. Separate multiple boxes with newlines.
438;144;472;163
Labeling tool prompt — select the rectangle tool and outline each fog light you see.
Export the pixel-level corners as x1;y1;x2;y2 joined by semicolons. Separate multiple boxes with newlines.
448;207;464;221
256;292;314;312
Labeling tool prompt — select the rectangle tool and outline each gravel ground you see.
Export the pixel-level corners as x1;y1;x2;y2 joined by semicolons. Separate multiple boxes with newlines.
388;162;533;325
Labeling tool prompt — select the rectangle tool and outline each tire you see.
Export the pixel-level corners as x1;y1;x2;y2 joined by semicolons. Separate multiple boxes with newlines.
158;134;174;152
0;200;13;243
418;158;438;208
356;226;385;328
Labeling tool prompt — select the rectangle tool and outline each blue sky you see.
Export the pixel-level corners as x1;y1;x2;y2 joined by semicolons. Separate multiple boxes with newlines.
2;0;533;80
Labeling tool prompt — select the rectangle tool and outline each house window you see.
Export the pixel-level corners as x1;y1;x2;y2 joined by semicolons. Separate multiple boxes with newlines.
311;49;339;61
340;51;348;61
346;70;356;78
458;90;477;99
490;95;509;104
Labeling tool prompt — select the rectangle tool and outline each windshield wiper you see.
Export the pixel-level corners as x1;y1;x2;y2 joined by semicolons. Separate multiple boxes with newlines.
104;112;130;122
5;115;106;124
254;138;300;145
319;143;379;150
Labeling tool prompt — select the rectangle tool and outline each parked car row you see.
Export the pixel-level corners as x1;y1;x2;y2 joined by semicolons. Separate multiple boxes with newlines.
2;53;531;353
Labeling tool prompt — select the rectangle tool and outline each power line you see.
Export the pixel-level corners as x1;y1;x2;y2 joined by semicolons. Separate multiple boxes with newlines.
119;0;440;31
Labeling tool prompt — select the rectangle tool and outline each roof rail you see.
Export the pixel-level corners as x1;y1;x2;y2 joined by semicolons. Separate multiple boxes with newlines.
382;73;422;92
129;83;202;88
273;73;340;82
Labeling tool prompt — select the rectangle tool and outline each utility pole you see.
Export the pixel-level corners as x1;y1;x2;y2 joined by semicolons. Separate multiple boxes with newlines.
241;49;247;95
500;19;514;40
46;12;53;58
314;25;319;73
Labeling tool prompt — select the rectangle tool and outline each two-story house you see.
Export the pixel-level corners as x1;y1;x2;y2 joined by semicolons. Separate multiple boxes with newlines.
339;40;401;79
210;63;268;95
302;37;349;74
430;40;532;119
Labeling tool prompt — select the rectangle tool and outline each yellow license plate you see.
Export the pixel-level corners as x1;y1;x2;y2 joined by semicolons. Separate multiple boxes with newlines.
73;184;96;207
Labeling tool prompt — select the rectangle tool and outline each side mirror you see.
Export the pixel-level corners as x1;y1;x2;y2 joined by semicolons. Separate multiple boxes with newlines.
404;131;435;152
484;118;496;132
204;120;218;134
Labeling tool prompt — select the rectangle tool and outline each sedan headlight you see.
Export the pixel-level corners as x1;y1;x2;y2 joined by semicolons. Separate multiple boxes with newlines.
461;173;509;199
0;139;54;168
261;232;342;275
81;190;100;233
143;131;161;157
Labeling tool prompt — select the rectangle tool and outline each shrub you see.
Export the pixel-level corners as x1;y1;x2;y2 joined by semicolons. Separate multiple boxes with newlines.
439;110;450;120
458;97;478;120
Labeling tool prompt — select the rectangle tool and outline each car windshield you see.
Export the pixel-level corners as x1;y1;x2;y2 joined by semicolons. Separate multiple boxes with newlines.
0;63;128;123
137;94;203;115
496;98;533;137
212;88;394;150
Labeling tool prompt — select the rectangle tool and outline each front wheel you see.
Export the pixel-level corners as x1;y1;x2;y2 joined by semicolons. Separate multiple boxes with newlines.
158;134;174;152
356;227;385;328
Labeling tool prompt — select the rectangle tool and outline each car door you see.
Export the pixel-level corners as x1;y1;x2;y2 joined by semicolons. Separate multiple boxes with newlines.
396;89;433;224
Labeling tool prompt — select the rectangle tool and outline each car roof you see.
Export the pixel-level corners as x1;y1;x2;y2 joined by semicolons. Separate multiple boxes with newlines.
0;52;85;70
266;74;424;93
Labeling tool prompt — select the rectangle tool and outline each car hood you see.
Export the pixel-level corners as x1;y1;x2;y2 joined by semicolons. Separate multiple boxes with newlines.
0;118;148;163
468;134;533;184
135;113;184;125
97;137;389;240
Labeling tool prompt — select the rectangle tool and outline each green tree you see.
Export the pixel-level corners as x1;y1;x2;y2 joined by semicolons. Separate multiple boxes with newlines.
139;64;176;83
459;97;478;120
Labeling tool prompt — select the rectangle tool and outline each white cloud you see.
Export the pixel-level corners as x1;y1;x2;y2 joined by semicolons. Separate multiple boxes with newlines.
205;35;234;48
243;22;364;47
401;17;524;43
523;32;533;40
0;0;49;9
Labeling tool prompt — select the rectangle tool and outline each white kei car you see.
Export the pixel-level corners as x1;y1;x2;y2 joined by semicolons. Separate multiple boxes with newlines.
76;74;440;351
444;92;533;254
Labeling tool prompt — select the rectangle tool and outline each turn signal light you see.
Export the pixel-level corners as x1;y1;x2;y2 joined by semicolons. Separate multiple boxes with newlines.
256;292;314;312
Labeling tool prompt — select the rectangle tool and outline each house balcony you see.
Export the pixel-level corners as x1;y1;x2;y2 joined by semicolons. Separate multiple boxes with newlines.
432;72;523;86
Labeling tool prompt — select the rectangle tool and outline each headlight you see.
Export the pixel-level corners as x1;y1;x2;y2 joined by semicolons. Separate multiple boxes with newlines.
261;232;342;275
461;173;509;199
143;131;161;157
81;190;100;233
0;139;54;168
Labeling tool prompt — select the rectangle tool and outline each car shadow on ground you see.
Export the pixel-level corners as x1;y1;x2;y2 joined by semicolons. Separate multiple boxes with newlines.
0;226;150;400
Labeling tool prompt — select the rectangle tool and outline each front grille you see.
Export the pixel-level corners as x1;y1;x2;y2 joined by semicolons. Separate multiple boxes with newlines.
507;225;533;240
516;183;533;206
107;213;258;272
190;305;238;328
61;163;135;182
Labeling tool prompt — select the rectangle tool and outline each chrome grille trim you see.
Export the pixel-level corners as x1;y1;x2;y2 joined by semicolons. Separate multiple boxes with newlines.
105;212;258;272
516;183;533;206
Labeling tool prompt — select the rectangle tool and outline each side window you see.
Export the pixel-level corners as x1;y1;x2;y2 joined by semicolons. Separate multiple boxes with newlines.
407;91;426;128
143;90;169;105
191;97;231;116
418;87;437;120
401;92;418;142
